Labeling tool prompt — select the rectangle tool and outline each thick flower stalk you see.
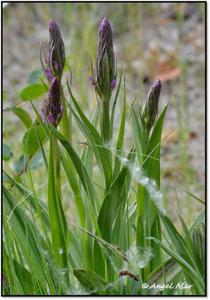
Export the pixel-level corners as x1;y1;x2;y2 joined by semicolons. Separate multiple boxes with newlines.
143;79;161;132
41;77;62;127
92;17;117;143
95;16;117;101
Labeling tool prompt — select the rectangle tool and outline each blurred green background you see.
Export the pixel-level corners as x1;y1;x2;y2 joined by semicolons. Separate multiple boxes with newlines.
3;2;205;225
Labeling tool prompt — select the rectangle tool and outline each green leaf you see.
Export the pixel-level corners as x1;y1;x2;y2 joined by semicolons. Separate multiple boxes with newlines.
60;151;86;227
12;259;35;294
143;105;167;184
5;107;32;129
20;84;47;101
73;269;106;293
3;170;49;229
3;230;25;295
80;106;99;177
98;149;134;249
47;134;69;274
3;185;56;293
70;222;128;262
190;208;205;231
178;214;197;257
147;259;181;295
66;82;112;189
148;237;205;294
110;69;122;136
72;221;128;279
113;78;126;179
160;214;198;269
177;186;205;205
68;227;83;268
131;105;147;165
49;124;99;228
23;122;48;157
135;106;167;272
98;167;127;242
3;143;13;161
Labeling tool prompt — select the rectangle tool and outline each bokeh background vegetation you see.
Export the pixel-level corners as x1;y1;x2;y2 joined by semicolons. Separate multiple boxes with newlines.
3;2;205;226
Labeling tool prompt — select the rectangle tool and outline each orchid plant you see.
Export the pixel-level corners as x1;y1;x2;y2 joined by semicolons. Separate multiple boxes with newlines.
3;17;205;296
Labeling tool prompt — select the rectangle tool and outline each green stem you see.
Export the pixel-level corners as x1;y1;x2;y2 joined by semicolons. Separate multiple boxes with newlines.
100;97;113;190
60;88;71;142
101;98;110;143
52;135;61;198
49;133;69;285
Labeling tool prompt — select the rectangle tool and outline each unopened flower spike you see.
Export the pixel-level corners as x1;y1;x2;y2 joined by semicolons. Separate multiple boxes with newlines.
48;19;65;80
40;20;65;83
95;16;117;100
143;79;161;132
41;77;63;127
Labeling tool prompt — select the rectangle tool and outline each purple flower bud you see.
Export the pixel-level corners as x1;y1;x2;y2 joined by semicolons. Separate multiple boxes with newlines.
99;16;113;45
40;20;65;83
48;19;62;40
143;79;161;132
48;19;65;80
41;77;63;127
95;16;117;100
40;21;65;127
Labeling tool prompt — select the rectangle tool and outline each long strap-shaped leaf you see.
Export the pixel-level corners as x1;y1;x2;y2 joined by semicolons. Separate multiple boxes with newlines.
148;237;205;294
73;269;106;294
98;149;135;244
143;105;168;185
113;77;126;179
133;106;167;275
66;81;112;189
49;124;99;230
48;134;69;279
3;186;56;293
98;167;127;243
160;214;201;275
3;170;49;229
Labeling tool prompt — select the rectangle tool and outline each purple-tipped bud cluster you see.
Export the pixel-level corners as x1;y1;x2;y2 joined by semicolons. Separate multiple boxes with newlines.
40;20;65;127
143;79;161;132
40;19;65;82
41;77;63;127
48;20;65;80
95;16;117;100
